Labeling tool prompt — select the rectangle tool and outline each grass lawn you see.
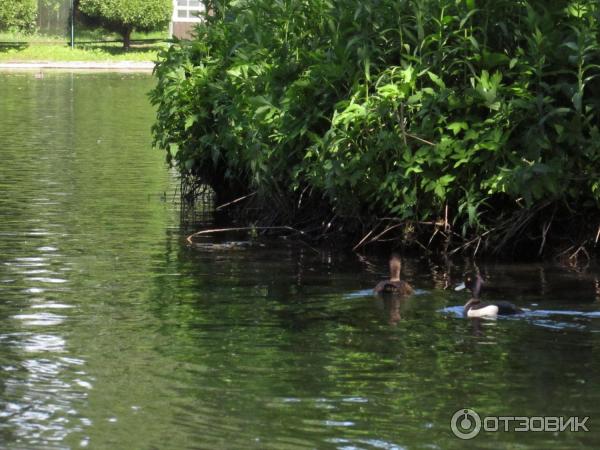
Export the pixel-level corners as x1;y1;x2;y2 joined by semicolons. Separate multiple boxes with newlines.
0;42;167;62
0;31;169;62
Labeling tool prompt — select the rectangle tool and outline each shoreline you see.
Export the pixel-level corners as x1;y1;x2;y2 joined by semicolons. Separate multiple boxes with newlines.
0;61;155;71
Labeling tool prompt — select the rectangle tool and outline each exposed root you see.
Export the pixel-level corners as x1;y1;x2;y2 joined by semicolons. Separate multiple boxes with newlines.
181;176;600;259
448;227;497;256
353;225;379;251
570;245;590;263
473;237;482;257
215;192;256;211
368;223;404;245
538;205;556;256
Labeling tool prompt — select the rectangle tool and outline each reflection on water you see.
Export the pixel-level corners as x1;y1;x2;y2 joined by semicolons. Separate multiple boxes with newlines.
2;72;600;449
0;70;175;448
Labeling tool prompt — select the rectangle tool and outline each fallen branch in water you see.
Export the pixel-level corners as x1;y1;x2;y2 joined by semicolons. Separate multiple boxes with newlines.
186;226;303;244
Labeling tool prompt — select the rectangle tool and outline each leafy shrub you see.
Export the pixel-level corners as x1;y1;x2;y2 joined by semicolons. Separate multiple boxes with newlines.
0;0;37;33
151;0;600;254
78;0;172;48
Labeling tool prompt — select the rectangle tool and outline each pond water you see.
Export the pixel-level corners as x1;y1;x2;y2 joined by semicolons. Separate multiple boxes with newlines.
1;71;600;449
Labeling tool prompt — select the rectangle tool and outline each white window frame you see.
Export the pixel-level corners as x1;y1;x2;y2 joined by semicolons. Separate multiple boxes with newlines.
172;0;204;23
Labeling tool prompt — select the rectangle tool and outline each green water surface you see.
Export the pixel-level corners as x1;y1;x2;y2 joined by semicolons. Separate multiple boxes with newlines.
1;72;599;449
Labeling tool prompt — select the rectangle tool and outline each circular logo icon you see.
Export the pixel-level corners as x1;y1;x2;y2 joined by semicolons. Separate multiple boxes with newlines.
451;408;481;439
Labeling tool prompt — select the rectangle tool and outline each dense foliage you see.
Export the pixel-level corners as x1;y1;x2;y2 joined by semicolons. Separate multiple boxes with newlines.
151;0;600;256
78;0;171;48
0;0;37;32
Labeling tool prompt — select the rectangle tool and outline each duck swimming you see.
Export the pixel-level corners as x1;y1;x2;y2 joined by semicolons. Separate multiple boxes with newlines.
374;254;413;295
455;272;522;318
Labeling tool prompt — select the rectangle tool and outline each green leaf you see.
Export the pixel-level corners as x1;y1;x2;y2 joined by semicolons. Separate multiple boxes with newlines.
572;92;582;113
184;115;198;131
563;42;579;52
460;8;479;28
438;174;455;186
427;72;446;89
447;122;469;135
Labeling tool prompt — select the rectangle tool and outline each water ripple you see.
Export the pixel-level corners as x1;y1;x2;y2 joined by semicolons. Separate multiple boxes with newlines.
13;313;66;326
19;334;66;353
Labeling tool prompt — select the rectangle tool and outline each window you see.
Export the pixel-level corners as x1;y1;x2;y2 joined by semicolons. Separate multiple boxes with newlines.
173;0;203;22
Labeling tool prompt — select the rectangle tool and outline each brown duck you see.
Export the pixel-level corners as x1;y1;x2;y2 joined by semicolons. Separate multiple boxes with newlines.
373;254;413;296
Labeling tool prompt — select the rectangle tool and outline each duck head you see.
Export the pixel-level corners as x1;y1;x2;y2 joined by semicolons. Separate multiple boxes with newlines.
455;272;484;298
463;298;481;310
389;253;402;281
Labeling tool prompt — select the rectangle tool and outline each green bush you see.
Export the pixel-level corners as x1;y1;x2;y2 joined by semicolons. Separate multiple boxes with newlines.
151;0;600;254
78;0;172;48
0;0;37;33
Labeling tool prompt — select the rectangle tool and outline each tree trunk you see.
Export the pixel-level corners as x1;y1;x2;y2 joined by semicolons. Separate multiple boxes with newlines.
122;28;132;50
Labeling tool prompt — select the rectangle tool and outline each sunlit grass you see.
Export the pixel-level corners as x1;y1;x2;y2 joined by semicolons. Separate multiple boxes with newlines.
0;29;169;43
0;29;170;62
0;41;167;62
